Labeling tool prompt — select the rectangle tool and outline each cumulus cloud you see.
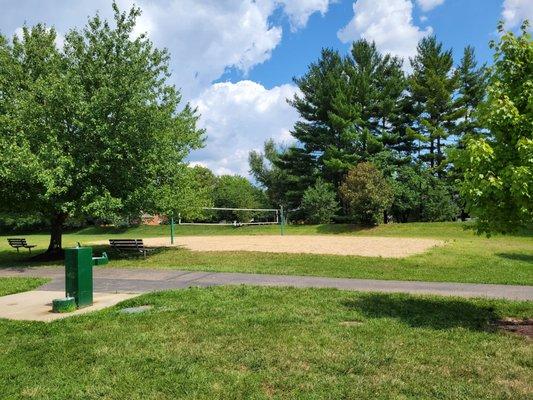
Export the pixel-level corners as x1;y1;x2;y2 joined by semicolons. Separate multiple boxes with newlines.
1;0;336;175
502;0;533;28
1;0;334;98
189;81;299;176
279;0;334;30
416;0;445;12
338;0;432;62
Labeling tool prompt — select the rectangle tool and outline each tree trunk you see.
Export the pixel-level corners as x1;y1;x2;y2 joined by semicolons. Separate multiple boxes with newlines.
436;137;442;178
430;139;435;169
33;212;67;260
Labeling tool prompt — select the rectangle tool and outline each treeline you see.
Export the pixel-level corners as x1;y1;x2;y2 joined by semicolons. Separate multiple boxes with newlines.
249;36;489;225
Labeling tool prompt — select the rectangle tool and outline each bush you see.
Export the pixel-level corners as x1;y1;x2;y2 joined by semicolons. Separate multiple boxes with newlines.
300;179;339;224
340;162;393;225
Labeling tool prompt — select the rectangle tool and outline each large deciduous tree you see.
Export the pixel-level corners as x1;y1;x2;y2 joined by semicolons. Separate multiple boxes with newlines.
454;22;533;235
0;3;204;258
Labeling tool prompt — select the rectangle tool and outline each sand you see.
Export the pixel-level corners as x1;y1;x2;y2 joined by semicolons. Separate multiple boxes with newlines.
134;235;444;258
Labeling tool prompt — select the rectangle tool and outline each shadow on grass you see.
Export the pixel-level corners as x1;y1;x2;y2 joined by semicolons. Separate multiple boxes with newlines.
343;293;497;332
496;253;533;263
315;224;372;235
0;243;168;270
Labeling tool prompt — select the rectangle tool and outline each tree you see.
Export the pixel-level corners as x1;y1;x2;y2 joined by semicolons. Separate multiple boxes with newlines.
0;3;204;258
453;22;533;235
288;40;406;191
300;179;339;224
455;46;488;145
408;36;459;174
340;163;393;225
388;165;458;222
155;165;214;222
248;139;288;207
275;146;319;215
213;175;259;222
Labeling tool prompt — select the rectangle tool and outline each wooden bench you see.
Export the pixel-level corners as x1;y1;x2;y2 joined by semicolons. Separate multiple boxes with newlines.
109;239;155;258
7;238;37;253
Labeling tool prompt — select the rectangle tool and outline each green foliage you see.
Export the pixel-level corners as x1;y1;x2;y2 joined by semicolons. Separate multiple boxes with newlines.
389;165;459;222
453;22;533;235
454;46;488;144
408;36;460;172
288;40;406;188
248;139;289;207
155;165;214;221
300;179;339;224
0;3;203;252
213;175;260;222
340;163;393;225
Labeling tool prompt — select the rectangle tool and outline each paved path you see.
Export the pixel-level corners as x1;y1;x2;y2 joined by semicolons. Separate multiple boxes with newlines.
1;267;532;300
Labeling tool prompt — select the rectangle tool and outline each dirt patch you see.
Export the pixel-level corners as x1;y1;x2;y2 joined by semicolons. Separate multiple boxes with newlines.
130;235;444;258
493;318;533;340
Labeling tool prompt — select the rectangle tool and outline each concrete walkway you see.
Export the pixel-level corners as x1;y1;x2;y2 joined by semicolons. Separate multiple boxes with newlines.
1;267;532;301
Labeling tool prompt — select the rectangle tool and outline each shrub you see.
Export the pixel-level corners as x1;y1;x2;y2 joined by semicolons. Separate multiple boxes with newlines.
340;162;393;225
300;179;339;224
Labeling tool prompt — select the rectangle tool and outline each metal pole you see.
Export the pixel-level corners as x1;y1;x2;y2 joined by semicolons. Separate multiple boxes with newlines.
280;206;284;236
170;216;175;245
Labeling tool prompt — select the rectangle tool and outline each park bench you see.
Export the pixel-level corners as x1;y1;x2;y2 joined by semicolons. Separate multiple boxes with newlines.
7;238;37;253
109;239;155;258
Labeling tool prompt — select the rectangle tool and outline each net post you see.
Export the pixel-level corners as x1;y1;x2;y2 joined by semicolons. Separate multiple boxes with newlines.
170;215;175;245
280;206;284;236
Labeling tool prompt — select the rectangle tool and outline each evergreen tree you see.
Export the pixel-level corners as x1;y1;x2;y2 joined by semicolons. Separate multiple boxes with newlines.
248;139;288;207
288;40;406;192
275;146;318;214
455;46;488;146
408;36;459;175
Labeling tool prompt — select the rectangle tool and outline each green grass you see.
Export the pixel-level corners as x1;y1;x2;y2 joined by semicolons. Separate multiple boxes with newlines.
0;277;48;296
0;286;531;399
1;222;532;285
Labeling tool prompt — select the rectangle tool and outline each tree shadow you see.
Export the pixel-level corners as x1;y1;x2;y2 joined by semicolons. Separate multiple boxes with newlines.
342;293;498;332
496;253;533;263
315;224;373;235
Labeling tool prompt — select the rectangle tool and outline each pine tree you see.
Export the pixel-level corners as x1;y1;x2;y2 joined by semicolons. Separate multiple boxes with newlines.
288;40;406;190
408;36;459;175
455;46;488;146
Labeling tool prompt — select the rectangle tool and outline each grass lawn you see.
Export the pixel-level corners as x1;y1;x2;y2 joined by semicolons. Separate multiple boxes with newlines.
0;285;531;399
1;222;532;285
0;277;48;296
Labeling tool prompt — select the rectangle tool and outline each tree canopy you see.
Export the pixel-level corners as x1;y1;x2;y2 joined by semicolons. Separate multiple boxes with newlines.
453;22;532;235
0;3;204;256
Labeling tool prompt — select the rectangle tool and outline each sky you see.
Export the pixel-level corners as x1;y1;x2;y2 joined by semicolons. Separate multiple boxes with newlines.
1;0;532;177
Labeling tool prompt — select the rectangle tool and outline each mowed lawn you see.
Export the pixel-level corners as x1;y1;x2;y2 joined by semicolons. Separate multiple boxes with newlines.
1;222;532;285
0;280;531;399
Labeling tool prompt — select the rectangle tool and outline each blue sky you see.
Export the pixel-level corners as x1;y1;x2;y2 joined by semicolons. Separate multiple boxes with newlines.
0;0;531;176
222;0;503;89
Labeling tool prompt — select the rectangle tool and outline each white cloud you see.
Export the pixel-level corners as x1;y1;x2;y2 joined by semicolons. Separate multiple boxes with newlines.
502;0;533;28
1;0;336;175
189;81;299;176
337;0;432;61
416;0;445;12
280;0;334;30
2;0;334;99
